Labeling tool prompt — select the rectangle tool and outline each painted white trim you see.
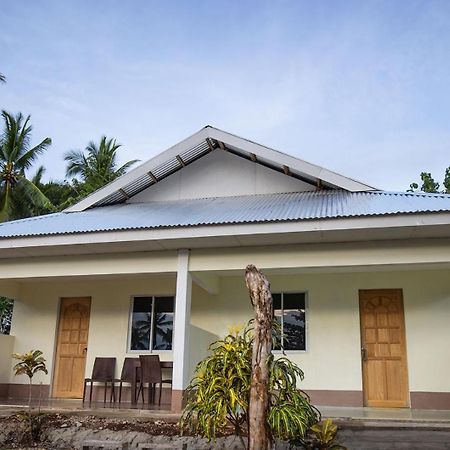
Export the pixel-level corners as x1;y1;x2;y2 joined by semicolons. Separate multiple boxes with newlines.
172;249;192;391
65;126;376;212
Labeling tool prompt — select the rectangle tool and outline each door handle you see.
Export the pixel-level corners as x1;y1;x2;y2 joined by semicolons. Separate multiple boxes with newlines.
361;347;367;361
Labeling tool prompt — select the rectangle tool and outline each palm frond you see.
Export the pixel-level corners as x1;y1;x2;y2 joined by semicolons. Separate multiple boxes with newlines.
16;137;52;171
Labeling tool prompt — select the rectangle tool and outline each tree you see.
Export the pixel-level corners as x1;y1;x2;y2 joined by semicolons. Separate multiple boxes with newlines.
408;168;450;194
245;264;273;450
0;73;5;83
64;136;139;199
0;111;52;222
31;166;76;213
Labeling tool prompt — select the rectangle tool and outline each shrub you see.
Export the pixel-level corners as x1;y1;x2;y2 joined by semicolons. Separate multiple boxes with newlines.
180;322;319;445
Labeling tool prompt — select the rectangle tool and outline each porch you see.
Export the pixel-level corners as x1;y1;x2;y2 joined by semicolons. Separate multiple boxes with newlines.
0;241;450;412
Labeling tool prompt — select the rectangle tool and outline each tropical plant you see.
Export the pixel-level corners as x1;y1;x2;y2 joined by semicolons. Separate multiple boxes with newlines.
31;165;75;213
408;168;450;194
180;322;319;448
293;418;347;449
12;350;48;408
0;297;13;334
64;136;139;199
0;111;52;221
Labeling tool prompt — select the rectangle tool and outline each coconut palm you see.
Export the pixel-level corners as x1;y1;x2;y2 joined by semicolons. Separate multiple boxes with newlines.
64;136;139;195
0;111;52;222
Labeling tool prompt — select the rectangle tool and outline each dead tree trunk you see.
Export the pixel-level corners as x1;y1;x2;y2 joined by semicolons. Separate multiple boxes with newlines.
245;264;273;450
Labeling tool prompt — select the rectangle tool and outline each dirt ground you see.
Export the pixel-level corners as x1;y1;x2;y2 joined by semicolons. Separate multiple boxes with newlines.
1;413;450;449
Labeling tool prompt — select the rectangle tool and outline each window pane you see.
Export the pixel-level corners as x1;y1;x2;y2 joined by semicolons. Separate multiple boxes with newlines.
272;293;282;350
130;297;152;350
152;297;174;350
283;293;306;351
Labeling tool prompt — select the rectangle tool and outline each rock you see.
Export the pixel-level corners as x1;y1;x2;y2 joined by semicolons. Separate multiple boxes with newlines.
60;423;69;428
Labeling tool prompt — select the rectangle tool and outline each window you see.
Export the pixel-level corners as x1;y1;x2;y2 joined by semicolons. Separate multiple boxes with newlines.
273;292;306;351
129;296;174;351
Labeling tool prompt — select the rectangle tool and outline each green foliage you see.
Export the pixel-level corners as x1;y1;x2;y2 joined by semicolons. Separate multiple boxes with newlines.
181;322;319;444
13;350;48;380
444;167;450;194
181;324;252;441
0;111;53;221
13;350;48;410
408;168;450;194
294;418;347;449
267;357;318;441
31;165;76;213
64;135;139;202
0;297;13;334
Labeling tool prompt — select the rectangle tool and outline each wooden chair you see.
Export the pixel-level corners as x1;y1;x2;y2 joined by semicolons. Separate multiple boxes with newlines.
83;357;116;404
137;355;172;406
115;357;141;403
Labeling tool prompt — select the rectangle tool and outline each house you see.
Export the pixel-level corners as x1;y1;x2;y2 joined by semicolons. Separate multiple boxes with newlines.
0;126;449;412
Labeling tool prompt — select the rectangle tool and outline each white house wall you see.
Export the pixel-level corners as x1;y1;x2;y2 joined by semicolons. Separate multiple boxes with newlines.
4;267;450;409
127;150;314;203
192;269;450;408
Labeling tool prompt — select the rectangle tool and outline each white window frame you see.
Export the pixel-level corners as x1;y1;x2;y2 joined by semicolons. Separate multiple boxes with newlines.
127;295;175;354
272;291;308;354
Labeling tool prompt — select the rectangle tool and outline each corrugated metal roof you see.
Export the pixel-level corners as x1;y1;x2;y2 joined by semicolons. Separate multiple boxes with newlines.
1;190;449;239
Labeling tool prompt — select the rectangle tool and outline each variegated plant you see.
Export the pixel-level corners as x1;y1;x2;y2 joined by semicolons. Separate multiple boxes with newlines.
13;350;48;407
180;321;319;447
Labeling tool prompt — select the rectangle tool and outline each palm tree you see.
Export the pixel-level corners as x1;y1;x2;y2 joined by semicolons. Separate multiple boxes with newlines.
64;136;139;195
0;111;52;222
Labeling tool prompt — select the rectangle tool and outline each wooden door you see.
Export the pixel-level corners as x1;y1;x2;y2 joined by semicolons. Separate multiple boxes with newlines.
53;298;91;398
359;289;409;408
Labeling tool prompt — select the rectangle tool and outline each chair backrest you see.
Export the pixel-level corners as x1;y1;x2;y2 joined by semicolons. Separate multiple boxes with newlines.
120;357;141;382
139;355;162;384
91;357;116;381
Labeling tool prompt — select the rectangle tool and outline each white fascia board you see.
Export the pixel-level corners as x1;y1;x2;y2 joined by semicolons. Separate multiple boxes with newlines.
65;127;210;212
207;127;377;192
1;213;449;253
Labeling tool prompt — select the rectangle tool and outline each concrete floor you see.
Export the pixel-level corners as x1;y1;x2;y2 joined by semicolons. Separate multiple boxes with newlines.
319;406;450;424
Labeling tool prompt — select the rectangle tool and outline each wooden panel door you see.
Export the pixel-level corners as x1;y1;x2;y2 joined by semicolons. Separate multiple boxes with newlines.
359;289;409;408
53;298;91;398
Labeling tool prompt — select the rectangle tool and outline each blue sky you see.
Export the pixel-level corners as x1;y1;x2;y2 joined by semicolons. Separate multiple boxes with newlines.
1;1;449;191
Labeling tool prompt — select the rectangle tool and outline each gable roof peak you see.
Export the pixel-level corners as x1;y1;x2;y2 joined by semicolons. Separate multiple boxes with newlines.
65;126;377;212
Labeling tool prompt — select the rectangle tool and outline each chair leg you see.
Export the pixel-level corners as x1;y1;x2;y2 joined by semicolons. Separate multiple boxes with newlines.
158;383;162;406
110;382;115;403
89;381;93;403
119;382;123;403
104;381;107;404
82;380;87;403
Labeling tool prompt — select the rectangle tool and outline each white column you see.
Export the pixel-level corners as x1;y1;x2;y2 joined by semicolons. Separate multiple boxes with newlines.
171;249;192;410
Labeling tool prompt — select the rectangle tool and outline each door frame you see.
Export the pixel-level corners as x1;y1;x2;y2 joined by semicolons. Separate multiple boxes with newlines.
52;297;91;398
359;288;410;408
